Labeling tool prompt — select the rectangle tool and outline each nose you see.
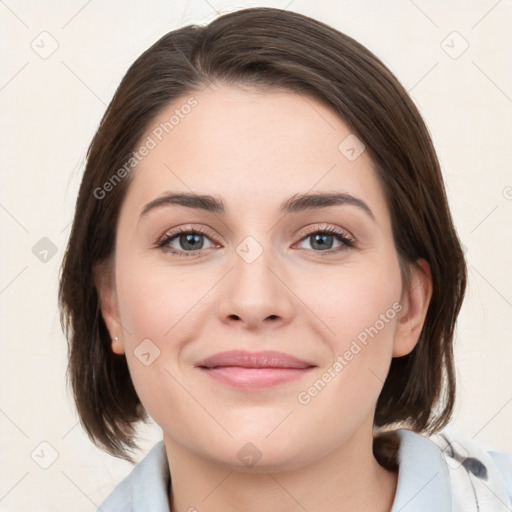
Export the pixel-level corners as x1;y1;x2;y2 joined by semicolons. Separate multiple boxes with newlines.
216;238;296;331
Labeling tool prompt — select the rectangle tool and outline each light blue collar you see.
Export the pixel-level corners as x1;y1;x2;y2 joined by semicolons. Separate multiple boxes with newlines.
99;439;170;511
391;429;451;511
99;429;452;511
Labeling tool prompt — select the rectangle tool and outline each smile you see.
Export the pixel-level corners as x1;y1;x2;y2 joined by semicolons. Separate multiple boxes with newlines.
196;350;316;390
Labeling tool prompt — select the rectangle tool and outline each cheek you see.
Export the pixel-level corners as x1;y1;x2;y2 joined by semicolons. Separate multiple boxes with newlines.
294;273;401;436
305;259;402;347
115;257;206;343
113;260;203;432
113;258;215;414
115;243;403;370
108;244;404;468
299;256;403;406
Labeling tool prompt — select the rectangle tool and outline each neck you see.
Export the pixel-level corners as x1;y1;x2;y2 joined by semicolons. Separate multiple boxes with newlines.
163;428;398;512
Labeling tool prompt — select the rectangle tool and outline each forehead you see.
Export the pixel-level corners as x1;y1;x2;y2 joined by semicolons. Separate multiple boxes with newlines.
121;84;389;222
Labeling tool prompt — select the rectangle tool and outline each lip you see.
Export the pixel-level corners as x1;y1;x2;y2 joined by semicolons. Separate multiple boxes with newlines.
196;350;316;390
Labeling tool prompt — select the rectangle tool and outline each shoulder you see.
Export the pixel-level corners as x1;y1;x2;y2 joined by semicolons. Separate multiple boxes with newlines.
392;428;512;512
97;440;170;512
95;432;511;512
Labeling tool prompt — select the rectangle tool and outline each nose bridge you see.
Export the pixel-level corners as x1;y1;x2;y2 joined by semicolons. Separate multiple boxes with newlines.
233;232;282;300
216;231;294;327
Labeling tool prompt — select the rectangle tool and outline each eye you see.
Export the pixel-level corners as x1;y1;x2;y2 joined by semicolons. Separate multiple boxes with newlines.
294;225;355;254
156;223;355;258
157;226;218;257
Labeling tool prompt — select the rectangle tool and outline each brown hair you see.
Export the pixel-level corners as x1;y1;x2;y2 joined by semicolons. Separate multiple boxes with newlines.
59;7;467;465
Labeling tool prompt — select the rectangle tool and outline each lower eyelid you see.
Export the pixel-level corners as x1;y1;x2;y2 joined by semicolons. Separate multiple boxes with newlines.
159;230;217;250
294;233;353;251
157;225;355;254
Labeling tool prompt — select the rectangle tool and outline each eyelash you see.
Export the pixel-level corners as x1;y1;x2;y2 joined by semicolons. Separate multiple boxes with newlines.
156;224;356;258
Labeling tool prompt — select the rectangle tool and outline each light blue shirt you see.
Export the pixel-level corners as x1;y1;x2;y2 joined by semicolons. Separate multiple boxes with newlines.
97;429;512;511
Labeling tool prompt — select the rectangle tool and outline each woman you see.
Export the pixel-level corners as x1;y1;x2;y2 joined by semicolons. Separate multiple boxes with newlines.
59;7;511;512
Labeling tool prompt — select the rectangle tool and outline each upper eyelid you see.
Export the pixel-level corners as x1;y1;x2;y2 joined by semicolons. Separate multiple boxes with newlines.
159;223;354;247
295;224;353;242
160;224;217;239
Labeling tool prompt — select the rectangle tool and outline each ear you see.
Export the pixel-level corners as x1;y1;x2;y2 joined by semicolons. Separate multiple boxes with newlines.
393;258;433;357
94;259;125;355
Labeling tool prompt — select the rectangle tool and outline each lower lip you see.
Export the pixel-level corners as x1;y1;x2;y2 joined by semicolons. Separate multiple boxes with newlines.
198;366;314;390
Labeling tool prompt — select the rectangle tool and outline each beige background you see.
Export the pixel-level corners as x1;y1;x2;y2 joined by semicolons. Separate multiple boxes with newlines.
1;0;511;511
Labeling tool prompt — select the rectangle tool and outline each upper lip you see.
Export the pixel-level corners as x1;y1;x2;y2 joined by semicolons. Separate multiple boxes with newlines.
196;350;315;369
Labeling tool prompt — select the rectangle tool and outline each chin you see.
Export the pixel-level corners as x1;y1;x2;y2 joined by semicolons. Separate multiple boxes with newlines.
195;429;325;474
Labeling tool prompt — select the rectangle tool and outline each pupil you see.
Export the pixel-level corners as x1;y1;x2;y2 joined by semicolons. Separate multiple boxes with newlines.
312;233;333;250
177;233;335;252
181;233;203;250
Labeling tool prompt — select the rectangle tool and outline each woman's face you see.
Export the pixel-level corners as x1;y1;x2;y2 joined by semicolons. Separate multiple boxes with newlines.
100;83;429;471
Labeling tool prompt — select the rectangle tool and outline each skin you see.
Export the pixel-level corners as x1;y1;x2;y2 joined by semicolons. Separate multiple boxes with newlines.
97;83;432;512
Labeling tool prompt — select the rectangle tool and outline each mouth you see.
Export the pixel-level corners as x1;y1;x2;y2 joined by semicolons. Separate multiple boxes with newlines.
195;350;316;390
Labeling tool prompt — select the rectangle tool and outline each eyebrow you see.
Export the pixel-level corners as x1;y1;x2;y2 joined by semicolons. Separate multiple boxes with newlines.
140;191;375;220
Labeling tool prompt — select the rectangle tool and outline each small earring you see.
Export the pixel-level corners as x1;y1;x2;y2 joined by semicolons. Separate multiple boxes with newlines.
113;336;119;341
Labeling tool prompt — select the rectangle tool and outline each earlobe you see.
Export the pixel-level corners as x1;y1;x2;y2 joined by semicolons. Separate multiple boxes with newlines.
111;336;125;355
393;258;433;357
94;260;125;355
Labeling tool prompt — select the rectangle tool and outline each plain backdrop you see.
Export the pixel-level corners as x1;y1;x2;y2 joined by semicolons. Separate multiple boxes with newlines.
1;1;511;511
